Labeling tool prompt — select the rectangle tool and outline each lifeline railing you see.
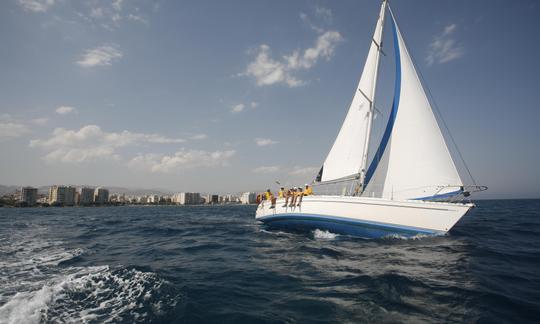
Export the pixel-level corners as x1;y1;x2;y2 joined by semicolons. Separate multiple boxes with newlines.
310;177;487;203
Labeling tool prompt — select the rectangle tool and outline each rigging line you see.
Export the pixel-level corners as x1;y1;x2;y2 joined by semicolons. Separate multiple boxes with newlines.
389;7;478;186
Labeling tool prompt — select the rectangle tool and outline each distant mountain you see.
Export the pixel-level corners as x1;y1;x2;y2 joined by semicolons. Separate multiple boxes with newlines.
105;187;173;196
0;184;173;197
0;185;19;196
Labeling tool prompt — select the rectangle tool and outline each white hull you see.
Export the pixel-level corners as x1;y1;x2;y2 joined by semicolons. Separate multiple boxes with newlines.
256;195;473;238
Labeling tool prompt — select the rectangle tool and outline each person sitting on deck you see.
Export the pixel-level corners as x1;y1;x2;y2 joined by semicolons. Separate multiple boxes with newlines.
278;187;285;198
290;187;302;207
265;189;276;209
283;187;294;207
295;184;312;206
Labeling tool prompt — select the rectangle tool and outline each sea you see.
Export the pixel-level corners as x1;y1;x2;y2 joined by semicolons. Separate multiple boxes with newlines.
0;200;539;324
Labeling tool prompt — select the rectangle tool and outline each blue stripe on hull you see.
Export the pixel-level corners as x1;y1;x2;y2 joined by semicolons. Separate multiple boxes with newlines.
258;213;442;239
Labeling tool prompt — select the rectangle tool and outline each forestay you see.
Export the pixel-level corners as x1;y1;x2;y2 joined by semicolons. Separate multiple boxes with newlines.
362;7;463;200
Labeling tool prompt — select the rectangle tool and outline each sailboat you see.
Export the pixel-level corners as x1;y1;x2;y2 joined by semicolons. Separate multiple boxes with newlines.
255;0;486;238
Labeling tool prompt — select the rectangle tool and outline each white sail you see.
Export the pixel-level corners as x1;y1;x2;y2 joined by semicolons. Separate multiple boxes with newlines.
363;8;463;200
319;1;386;182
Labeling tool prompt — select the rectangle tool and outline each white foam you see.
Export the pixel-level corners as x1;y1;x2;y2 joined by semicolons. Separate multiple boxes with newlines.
0;265;177;324
382;233;433;240
313;229;339;240
0;284;58;324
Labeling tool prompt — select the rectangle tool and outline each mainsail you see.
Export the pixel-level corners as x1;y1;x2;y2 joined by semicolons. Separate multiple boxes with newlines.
318;1;387;182
362;7;463;200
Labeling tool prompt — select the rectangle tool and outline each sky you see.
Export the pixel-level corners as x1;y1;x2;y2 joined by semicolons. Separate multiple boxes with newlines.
0;0;539;198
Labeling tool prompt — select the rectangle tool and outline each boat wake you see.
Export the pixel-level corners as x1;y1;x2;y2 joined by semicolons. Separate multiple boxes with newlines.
0;228;182;324
312;229;340;240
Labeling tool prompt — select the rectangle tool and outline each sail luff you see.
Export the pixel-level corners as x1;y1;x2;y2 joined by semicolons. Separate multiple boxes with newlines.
359;0;387;185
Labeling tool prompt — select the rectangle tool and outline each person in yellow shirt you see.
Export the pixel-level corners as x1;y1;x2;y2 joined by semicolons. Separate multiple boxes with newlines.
265;189;276;209
290;187;302;207
278;187;285;198
304;184;313;196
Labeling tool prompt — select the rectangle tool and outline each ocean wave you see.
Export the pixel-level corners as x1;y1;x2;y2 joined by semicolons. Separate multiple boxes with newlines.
381;233;439;241
312;229;339;240
0;265;182;324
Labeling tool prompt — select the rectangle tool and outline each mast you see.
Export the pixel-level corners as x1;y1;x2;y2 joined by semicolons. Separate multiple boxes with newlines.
359;0;387;188
318;0;389;184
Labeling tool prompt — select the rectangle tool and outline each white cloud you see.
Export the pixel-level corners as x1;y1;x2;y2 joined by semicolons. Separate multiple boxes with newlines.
242;30;342;87
253;165;280;173
127;14;148;25
189;134;208;140
231;102;258;113
300;12;324;34
29;125;185;163
231;101;259;114
128;149;236;173
90;7;104;18
112;0;123;11
255;138;278;146
17;0;55;12
289;166;320;176
31;118;49;125
0;122;30;139
314;6;333;23
426;23;464;66
55;105;76;115
231;103;245;113
243;44;302;87
76;45;123;67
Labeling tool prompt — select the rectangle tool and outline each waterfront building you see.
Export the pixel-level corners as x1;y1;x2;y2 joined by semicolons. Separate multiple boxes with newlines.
48;185;76;205
203;194;219;204
20;187;38;206
225;194;238;203
79;187;94;205
240;192;256;204
74;191;80;205
173;192;200;205
94;187;109;204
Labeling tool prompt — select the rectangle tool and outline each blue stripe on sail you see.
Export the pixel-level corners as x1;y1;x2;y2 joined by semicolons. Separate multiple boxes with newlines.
258;213;441;238
412;190;463;201
364;15;401;187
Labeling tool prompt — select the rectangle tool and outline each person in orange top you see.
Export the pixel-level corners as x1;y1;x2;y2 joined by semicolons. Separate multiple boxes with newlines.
304;184;313;196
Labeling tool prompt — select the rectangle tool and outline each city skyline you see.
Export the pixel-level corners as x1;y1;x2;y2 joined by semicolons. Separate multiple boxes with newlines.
1;0;539;199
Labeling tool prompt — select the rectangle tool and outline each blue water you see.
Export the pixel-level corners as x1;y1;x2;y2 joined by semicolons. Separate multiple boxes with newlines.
0;200;539;323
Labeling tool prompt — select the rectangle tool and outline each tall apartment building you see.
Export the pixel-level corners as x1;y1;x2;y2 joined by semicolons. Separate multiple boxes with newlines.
241;192;257;204
208;194;219;204
48;185;76;205
79;187;94;205
20;187;38;206
173;192;200;205
94;187;109;204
